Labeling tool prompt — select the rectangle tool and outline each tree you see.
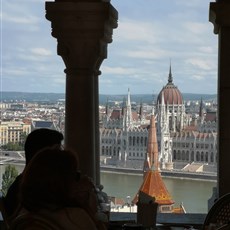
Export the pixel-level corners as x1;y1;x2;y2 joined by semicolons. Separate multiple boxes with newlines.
2;142;23;151
20;132;28;148
1;165;18;197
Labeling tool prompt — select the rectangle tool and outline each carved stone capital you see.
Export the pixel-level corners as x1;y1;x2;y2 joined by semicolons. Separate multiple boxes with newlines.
45;1;118;73
209;2;230;34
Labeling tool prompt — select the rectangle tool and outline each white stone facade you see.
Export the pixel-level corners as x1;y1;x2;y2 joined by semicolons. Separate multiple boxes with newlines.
100;73;218;172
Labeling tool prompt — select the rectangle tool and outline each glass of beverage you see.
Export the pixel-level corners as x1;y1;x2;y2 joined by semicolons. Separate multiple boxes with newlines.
100;202;111;221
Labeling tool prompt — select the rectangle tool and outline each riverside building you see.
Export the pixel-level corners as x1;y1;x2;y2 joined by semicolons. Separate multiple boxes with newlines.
100;66;217;174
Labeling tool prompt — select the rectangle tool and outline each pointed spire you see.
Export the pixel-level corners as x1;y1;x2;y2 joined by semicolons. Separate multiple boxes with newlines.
105;97;109;116
199;97;203;118
152;105;155;116
133;115;175;207
168;60;173;84
127;88;131;107
132;79;184;211
125;88;133;129
146;115;159;170
139;99;143;119
122;96;126;116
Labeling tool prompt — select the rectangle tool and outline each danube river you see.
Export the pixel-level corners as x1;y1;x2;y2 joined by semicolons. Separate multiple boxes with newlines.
0;165;216;213
101;172;216;214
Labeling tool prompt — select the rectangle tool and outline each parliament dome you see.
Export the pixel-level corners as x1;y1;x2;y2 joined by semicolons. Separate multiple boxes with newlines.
157;65;183;105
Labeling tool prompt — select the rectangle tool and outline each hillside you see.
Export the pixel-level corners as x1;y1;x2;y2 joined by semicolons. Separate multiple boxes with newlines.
0;91;217;105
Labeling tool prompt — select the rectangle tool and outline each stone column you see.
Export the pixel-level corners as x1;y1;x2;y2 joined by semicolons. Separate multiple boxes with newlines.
210;1;230;197
46;1;118;183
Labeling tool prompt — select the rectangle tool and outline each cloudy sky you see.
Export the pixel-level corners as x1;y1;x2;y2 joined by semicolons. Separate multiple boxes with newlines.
1;0;217;95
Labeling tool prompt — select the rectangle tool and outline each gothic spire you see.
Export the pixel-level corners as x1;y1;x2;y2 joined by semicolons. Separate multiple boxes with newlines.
139;99;143;119
125;88;133;129
133;114;175;207
146;115;159;170
199;97;204;119
122;96;126;116
105;97;109;116
127;88;131;106
168;61;173;84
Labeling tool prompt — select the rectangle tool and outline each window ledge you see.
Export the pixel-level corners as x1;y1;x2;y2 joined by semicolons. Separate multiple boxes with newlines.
110;212;206;227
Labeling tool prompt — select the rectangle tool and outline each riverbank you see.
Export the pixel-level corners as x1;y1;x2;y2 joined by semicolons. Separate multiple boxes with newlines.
100;165;217;182
0;155;217;182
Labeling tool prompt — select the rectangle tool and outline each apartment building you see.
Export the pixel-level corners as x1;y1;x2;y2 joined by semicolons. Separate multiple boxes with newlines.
0;121;31;146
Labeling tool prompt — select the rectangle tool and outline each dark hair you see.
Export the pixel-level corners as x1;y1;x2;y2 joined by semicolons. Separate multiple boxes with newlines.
24;128;64;165
20;148;79;212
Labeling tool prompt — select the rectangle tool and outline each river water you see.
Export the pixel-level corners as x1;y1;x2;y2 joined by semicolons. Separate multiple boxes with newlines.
0;165;216;213
101;172;216;213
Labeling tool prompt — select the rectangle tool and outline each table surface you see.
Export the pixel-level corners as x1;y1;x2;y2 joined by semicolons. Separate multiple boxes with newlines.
108;222;203;230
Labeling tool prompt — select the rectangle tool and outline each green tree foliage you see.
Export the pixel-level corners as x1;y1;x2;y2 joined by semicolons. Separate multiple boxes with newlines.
2;142;24;151
1;165;18;196
1;132;28;151
20;132;28;148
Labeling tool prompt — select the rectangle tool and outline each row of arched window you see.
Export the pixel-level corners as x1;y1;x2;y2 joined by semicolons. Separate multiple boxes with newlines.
173;142;215;149
173;150;216;163
128;136;148;146
101;146;120;156
101;146;144;158
101;136;148;147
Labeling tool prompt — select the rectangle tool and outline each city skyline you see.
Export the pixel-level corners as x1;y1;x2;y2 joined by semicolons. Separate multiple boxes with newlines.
1;0;217;95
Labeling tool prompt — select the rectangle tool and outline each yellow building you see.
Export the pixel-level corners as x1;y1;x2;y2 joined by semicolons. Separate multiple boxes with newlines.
0;121;31;146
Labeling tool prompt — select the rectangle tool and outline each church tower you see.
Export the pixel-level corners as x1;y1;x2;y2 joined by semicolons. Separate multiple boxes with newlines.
133;114;176;213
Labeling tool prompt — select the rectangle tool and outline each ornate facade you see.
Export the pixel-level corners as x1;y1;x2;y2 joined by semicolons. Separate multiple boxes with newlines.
172;131;217;164
100;89;149;168
156;66;217;171
100;66;217;173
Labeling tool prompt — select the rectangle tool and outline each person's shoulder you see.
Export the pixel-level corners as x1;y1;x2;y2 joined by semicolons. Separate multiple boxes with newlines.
10;209;59;230
35;207;98;230
63;207;93;219
63;207;98;229
11;207;98;230
9;174;22;188
4;174;23;217
12;174;23;185
5;174;23;198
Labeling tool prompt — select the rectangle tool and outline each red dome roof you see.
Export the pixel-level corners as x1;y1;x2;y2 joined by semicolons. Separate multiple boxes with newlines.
157;66;183;105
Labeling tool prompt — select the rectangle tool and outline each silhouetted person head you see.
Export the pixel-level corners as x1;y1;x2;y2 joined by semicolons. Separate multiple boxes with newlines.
24;128;64;165
20;148;80;211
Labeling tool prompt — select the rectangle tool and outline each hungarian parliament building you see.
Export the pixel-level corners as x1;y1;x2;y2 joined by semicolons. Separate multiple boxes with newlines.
99;67;217;173
0;66;217;174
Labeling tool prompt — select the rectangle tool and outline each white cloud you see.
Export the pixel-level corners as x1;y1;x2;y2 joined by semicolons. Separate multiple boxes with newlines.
175;0;205;8
125;47;170;59
198;46;215;54
183;22;209;35
101;66;137;75
30;48;52;56
17;53;46;62
2;0;217;94
29;0;44;2
2;13;39;25
3;68;28;77
115;19;160;44
186;58;212;70
190;74;205;81
53;78;66;84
